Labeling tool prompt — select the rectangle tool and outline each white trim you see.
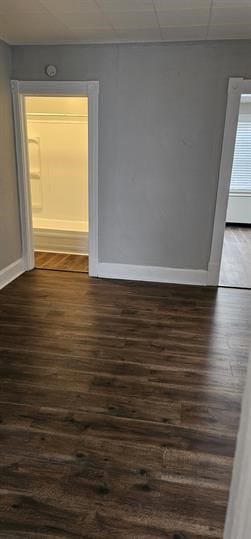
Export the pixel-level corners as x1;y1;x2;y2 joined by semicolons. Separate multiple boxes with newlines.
27;112;88;117
208;77;251;286
27;112;88;124
12;82;35;271
224;342;251;539
34;228;88;255
87;81;99;276
11;80;99;277
15;80;97;96
0;258;25;290
97;262;208;286
207;262;219;287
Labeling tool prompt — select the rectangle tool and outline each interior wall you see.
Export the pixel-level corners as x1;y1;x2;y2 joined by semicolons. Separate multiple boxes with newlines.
25;96;88;232
0;40;21;270
12;41;251;270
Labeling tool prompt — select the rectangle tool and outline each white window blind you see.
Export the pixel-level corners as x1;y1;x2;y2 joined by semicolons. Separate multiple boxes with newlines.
230;118;251;193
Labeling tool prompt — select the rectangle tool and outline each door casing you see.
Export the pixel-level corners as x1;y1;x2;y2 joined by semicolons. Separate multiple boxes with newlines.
208;77;251;285
11;80;99;276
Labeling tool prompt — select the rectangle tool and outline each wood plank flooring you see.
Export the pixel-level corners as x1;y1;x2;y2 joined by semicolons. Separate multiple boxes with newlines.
219;225;251;288
35;251;88;273
0;270;250;538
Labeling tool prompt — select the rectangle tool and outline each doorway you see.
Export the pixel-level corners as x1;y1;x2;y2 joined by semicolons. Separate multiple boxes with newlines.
208;78;251;288
11;80;99;277
219;94;251;288
25;95;88;273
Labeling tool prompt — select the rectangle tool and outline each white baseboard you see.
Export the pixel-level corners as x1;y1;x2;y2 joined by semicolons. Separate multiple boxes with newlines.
0;258;25;290
34;228;88;255
207;261;220;286
97;262;208;286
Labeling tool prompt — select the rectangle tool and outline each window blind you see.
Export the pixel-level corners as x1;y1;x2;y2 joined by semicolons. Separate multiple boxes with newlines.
230;120;251;192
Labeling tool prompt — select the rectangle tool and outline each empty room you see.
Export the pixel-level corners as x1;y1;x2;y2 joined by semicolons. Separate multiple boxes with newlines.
0;2;251;539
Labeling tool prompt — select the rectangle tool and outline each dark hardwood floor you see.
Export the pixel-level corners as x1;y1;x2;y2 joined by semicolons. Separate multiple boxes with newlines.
35;251;88;273
220;225;251;288
0;270;250;538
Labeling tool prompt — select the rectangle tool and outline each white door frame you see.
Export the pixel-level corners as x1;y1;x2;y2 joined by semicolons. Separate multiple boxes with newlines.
11;80;99;276
208;77;251;286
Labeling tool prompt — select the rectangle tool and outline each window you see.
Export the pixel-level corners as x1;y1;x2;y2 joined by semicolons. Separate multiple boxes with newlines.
230;115;251;193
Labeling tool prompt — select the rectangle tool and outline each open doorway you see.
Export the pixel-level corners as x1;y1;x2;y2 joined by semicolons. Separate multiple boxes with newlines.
219;94;251;288
208;78;251;288
11;80;99;277
25;95;88;273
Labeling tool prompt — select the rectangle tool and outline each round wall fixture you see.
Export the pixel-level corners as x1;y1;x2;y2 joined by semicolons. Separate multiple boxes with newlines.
45;64;57;78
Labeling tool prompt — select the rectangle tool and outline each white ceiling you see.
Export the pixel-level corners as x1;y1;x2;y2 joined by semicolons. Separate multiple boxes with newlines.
1;0;251;45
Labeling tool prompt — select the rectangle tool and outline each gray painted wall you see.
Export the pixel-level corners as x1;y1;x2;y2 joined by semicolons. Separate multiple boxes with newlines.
0;40;21;270
12;41;251;269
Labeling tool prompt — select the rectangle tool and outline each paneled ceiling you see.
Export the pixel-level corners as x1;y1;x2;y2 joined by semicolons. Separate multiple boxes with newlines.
0;0;251;45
